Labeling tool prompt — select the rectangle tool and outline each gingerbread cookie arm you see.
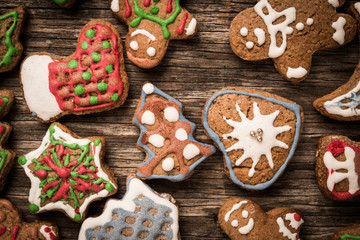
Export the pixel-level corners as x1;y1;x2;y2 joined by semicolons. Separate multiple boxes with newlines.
167;8;198;40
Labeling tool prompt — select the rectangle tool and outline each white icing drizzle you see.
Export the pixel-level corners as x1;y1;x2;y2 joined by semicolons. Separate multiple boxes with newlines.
277;217;297;240
242;210;249;219
224;200;248;222
246;41;254;49
164;107;179;122
130;41;139;51
175;128;188;141
286;67;307;79
223;102;291;177
110;0;119;12
183;144;200;159
131;29;157;41
162;157;175;172
185;18;197;36
306;18;314;26
285;213;304;230
355;2;360;14
240;27;248;37
328;0;340;7
332;17;346;45
147;47;156;57
295;22;304;31
254;0;296;58
40;225;56;240
324;147;360;194
141;110;155;125
143;83;154;94
239;218;254;235
254;28;266;46
224;200;254;235
148;134;165;148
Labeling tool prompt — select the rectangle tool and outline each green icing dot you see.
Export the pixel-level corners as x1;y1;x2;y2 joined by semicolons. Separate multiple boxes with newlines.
82;71;92;81
74;213;81;222
68;60;78;69
85;28;96;38
18;156;27;165
81;41;88;50
92;52;101;63
102;40;111;49
94;139;101;146
111;93;118;102
29;203;39;213
73;152;77;156
105;182;114;192
150;6;159;15
105;65;114;74
74;85;85;96
97;83;108;91
89;96;99;105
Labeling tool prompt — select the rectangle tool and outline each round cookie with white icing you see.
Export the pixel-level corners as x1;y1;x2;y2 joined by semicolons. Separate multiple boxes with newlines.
133;82;216;181
219;197;304;240
203;87;303;190
110;0;198;68
229;0;356;83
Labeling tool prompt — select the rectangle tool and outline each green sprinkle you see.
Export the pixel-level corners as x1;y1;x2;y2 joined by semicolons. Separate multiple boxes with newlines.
68;59;78;69
85;28;96;38
92;52;101;63
42;151;48;156
69;178;77;186
93;177;104;185
89;96;99;105
73;152;78;156
111;93;118;102
102;40;111;49
74;213;81;222
97;82;108;91
74;85;85;96
105;182;114;192
79;192;84;199
29;203;39;213
150;6;159;15
82;71;92;81
105;64;114;74
81;41;88;50
18;156;27;165
89;166;96;171
94;139;101;146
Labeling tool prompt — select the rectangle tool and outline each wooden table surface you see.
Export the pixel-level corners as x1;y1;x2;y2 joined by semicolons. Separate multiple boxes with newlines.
1;0;360;239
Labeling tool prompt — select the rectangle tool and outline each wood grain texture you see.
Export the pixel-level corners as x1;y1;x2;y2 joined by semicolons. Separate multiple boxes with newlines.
0;0;359;239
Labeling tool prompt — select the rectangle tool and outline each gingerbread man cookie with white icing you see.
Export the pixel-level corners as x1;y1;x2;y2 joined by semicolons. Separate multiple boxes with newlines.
229;0;356;83
110;0;198;68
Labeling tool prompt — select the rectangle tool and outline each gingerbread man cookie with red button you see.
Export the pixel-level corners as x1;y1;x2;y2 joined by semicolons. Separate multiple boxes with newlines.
229;0;356;83
110;0;198;68
20;19;129;123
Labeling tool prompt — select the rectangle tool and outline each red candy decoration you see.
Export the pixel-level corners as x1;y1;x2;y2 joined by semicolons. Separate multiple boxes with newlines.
10;225;19;240
294;213;301;221
177;13;188;35
0;226;6;236
166;0;172;13
144;0;150;7
0;98;4;107
125;0;132;18
45;227;52;233
34;169;48;179
0;125;5;135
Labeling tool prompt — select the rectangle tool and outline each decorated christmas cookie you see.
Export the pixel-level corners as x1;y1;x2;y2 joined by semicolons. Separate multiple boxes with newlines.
333;224;360;240
229;0;356;83
0;199;59;239
79;175;179;240
219;197;304;240
133;82;216;181
203;87;303;190
20;19;129;123
18;122;118;222
110;0;198;68
52;0;77;8
0;7;27;73
315;135;360;201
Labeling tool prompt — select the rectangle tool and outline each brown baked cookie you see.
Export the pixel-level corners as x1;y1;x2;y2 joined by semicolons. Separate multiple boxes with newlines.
0;7;27;73
20;19;129;123
18;122;118;222
0;199;59;239
333;224;360;240
315;135;360;201
229;0;356;83
203;87;303;190
110;0;198;68
52;0;77;8
219;197;304;240
0;90;14;121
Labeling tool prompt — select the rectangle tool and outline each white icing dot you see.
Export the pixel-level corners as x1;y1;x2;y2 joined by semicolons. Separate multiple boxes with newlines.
162;157;175;172
242;210;249;219
296;22;304;31
141;111;155;125
175;128;188;141
143;83;154;94
286;67;307;79
164;107;179;122
231;220;239;227
254;28;265;46
355;3;360;15
306;18;314;26
147;47;156;57
183;144;200;160
148;134;165;148
240;27;248;36
130;41;139;51
246;41;254;49
328;0;339;7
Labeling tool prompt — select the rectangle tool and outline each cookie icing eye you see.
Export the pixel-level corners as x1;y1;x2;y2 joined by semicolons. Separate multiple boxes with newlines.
130;41;139;51
147;47;156;57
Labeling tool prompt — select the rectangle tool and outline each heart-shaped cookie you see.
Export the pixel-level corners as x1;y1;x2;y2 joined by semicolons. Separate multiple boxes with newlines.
219;197;304;240
203;87;303;190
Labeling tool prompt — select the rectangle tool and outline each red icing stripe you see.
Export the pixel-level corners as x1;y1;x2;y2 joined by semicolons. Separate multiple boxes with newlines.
125;0;132;18
166;0;172;13
144;0;150;7
0;226;6;236
177;13;188;35
11;225;19;240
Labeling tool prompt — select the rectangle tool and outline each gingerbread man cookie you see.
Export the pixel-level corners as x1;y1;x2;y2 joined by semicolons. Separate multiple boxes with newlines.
133;82;216;181
0;7;27;73
18;122;118;222
52;0;77;8
110;0;198;68
0;199;59;239
79;175;180;240
20;19;129;123
219;197;304;240
229;0;356;83
333;224;360;240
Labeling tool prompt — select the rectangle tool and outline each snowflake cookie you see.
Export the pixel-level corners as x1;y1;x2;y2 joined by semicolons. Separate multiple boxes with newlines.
203;87;303;190
315;135;360;201
229;0;356;83
133;82;216;181
0;199;59;239
110;0;198;68
219;197;304;240
79;175;179;240
332;224;360;240
18;122;118;222
20;19;129;123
